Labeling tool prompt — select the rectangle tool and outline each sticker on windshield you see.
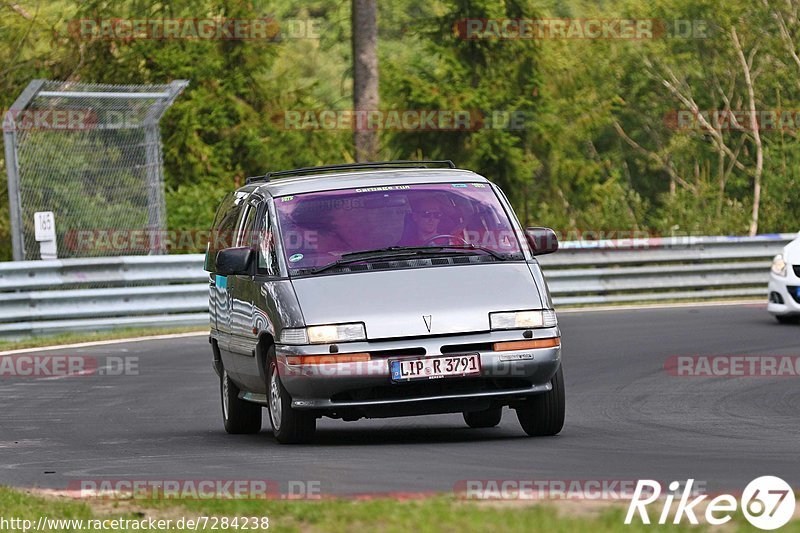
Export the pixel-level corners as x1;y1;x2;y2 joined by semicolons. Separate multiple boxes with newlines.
354;185;411;193
451;183;468;188
289;253;304;263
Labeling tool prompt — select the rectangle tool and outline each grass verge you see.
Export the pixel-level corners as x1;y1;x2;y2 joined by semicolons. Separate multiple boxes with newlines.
1;487;796;532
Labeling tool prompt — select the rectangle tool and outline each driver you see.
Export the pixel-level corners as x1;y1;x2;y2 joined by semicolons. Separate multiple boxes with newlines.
401;197;447;246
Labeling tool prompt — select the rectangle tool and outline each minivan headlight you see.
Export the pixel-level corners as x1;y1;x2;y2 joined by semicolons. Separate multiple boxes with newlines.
490;310;557;330
280;323;367;345
772;254;787;277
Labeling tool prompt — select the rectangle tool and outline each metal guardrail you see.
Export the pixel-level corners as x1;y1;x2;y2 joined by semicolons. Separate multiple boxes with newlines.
0;234;795;338
0;256;207;337
539;234;796;305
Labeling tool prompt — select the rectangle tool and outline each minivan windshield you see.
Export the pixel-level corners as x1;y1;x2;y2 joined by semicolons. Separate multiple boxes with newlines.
274;182;523;271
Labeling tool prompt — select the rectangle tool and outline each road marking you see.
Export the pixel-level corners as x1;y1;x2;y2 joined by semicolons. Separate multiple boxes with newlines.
0;331;207;356
38;368;98;381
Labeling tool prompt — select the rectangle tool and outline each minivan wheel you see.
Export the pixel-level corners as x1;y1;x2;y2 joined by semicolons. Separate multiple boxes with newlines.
267;357;316;444
463;407;502;428
776;315;799;324
220;369;262;434
515;365;565;437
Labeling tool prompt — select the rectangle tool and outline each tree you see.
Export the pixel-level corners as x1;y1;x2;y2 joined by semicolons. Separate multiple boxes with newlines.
352;0;379;161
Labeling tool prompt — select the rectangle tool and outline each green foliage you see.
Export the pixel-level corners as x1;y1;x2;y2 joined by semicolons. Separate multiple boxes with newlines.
381;0;541;207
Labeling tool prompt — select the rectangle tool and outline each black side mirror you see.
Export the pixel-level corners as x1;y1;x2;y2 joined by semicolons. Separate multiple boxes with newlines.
215;247;254;275
525;227;559;255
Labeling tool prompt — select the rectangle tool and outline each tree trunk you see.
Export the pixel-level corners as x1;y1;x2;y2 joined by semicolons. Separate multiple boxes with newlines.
352;0;379;162
732;27;763;236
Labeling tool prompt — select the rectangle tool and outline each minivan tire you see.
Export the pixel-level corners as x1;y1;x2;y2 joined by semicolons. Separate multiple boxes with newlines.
221;369;262;434
463;407;502;428
515;365;565;436
267;354;316;444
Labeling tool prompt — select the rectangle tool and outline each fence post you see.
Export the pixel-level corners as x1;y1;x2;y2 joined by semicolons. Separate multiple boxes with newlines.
3;80;45;261
143;124;165;255
141;80;188;255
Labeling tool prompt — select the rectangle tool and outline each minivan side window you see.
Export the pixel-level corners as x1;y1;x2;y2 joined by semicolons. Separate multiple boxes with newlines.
257;207;280;276
207;191;251;271
211;192;248;250
236;204;258;247
208;193;236;270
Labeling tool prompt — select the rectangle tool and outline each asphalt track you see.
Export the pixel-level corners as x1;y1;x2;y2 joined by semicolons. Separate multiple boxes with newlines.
1;303;798;496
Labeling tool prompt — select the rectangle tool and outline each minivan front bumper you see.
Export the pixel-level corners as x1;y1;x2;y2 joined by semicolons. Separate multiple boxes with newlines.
275;327;561;415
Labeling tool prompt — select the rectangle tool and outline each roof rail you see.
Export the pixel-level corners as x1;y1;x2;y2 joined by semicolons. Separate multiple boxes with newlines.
246;160;457;184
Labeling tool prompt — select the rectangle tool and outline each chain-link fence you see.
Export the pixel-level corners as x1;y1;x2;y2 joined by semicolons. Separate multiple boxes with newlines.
3;79;188;260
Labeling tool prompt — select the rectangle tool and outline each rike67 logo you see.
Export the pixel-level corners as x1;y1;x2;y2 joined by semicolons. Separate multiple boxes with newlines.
625;477;796;530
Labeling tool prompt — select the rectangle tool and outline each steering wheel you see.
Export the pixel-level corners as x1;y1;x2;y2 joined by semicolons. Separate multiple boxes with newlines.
423;234;469;246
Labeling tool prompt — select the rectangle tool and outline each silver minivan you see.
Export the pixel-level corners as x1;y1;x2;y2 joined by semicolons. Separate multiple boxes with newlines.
206;161;564;443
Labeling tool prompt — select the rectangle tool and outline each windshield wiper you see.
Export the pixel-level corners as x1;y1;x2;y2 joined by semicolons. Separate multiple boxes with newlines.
308;248;436;274
342;245;514;261
307;245;514;274
415;244;512;261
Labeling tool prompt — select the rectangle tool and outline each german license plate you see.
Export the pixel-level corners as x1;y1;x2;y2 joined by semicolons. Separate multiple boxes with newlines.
390;354;481;382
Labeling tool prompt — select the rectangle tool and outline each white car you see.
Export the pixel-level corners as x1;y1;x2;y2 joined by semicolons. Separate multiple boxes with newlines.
768;234;800;324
